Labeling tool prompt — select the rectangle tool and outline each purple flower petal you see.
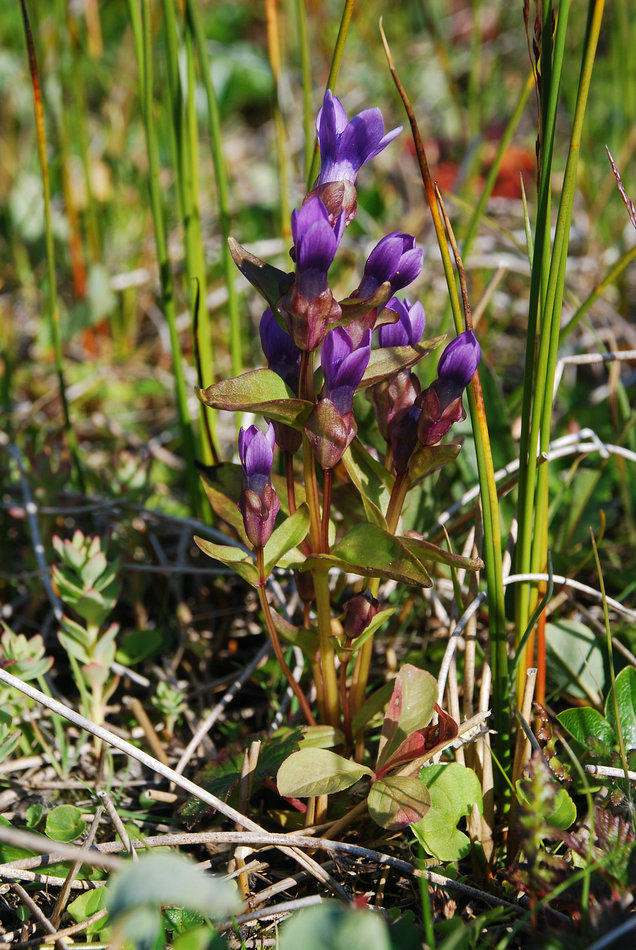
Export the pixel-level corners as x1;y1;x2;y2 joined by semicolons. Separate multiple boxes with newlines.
291;196;344;301
357;232;423;301
316;91;402;186
238;423;276;491
437;330;481;387
321;327;371;415
259;308;301;389
378;297;426;347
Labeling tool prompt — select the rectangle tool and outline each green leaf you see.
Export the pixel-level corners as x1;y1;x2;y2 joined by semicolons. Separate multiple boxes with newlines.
412;763;483;861
193;536;259;587
515;779;577;830
400;534;484;572
299;725;345;750
301;525;432;588
116;628;163;666
358;337;444;390
546;619;608;703
263;504;310;575
351;681;395;735
557;707;616;752
45;804;86;843
67;888;109;935
197;369;312;428
25;803;44;830
336;282;393;325
276;749;372;797
336;607;395;658
269;608;318;658
279;902;391;950
407;442;462;487
606;666;636;751
367;774;431;830
341;443;393;529
107;853;241;926
376;664;438;768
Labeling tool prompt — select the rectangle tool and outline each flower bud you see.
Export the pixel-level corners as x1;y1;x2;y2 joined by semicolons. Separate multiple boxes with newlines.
237;424;280;548
343;593;381;640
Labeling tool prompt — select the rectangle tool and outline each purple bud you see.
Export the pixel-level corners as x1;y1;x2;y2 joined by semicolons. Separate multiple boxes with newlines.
321;327;372;416
237;423;280;548
290;196;345;302
316;90;402;190
437;330;481;388
357;232;423;303
378;297;426;348
259;308;301;391
343;593;381;640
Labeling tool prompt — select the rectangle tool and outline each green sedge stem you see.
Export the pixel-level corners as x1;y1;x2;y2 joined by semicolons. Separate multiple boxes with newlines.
186;0;243;379
307;0;356;189
295;0;313;183
21;0;85;493
256;548;316;726
265;0;291;241
137;0;201;518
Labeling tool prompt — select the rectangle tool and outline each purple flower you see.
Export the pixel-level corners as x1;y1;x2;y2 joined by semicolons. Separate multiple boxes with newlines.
316;91;401;187
377;297;426;348
260;308;301;391
291;196;344;302
416;330;481;447
321;327;372;416
357;232;423;302
237;423;280;547
437;330;481;388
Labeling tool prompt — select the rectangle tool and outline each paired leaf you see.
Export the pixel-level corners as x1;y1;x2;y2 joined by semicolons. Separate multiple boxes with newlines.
376;664;438;768
228;237;293;309
401;533;484;572
341;442;393;530
407;442;462;487
193;536;258;587
197;369;313;429
276;748;372;797
301;525;432;588
367;774;431;830
263;504;310;575
412;763;483;861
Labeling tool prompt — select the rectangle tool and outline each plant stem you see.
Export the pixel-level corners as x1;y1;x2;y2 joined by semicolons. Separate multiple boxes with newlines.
256;548;316;727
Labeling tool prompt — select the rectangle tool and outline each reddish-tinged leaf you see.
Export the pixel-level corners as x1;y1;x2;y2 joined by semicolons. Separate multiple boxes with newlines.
377;705;459;778
376;665;438;769
367;774;431;830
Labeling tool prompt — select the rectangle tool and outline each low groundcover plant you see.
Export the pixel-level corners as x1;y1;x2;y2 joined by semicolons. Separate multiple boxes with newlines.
194;90;482;826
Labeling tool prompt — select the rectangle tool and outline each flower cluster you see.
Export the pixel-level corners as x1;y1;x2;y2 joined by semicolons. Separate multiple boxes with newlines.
230;91;480;548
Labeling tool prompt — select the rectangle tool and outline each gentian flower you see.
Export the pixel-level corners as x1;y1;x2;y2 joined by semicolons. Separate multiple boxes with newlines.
377;297;426;348
278;196;345;351
417;330;481;447
305;328;371;470
237;423;280;548
307;91;402;226
346;233;423;347
260;308;301;391
259;309;303;455
321;326;372;416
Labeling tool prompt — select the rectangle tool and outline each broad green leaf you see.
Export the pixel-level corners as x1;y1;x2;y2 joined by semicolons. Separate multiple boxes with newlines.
606;666;636;751
197;369;312;428
193;537;259;587
412;763;483;861
116;628;162;666
367;774;431;830
546;619;608;703
407;442;462;487
0;816;36;863
400;534;484;572
341;443;392;529
279;902;391;950
358;337;444;390
263;504;310;575
515;779;577;830
67;888;109;935
45;804;86;843
276;749;372;797
376;665;438;768
299;725;345;750
25;803;44;830
106;853;241;924
557;707;616;752
301;525;432;588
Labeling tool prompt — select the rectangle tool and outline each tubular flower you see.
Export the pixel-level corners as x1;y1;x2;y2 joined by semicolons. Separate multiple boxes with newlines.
417;330;481;447
307;91;402;226
278;196;344;351
259;308;302;454
305;328;371;470
377;297;426;348
237;423;280;548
